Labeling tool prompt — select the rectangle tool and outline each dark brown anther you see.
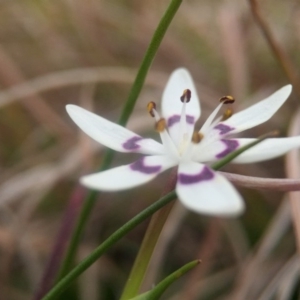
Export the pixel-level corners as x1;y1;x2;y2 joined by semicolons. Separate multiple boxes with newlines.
219;95;235;104
180;89;192;103
147;101;156;117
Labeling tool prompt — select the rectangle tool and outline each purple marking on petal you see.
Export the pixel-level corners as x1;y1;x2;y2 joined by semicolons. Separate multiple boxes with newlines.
178;166;214;184
214;124;234;135
123;136;143;150
216;139;239;158
167;114;195;127
130;158;162;174
186;115;195;124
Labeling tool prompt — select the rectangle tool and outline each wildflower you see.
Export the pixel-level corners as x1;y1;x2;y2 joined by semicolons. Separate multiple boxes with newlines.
66;68;298;216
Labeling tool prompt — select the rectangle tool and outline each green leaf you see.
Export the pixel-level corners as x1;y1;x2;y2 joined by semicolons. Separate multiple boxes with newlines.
130;260;200;300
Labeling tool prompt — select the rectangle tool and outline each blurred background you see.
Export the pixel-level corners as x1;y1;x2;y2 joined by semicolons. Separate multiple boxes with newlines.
0;0;300;299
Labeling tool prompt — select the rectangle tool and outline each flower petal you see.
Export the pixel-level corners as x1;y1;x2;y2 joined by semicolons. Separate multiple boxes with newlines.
80;155;177;191
66;105;165;155
214;85;292;135
162;68;201;144
232;136;300;163
192;138;240;162
176;162;244;216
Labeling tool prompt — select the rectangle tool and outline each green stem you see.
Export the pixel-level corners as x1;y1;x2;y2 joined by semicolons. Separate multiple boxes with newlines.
58;0;181;279
146;260;200;300
132;260;200;300
118;0;182;126
120;204;174;300
41;192;177;300
120;170;177;300
57;150;114;280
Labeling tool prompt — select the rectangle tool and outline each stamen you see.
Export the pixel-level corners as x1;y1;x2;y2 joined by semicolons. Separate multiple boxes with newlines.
146;100;178;157
199;95;235;135
155;118;166;132
221;108;233;121
147;101;156;117
180;89;192;103
219;95;235;104
191;131;204;144
199;102;223;134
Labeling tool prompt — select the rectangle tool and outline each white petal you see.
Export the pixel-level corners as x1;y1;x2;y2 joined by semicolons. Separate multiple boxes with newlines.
80;155;177;191
232;136;300;163
215;85;292;135
192;138;240;162
162;69;201;144
66;105;165;155
176;162;244;216
162;69;201;120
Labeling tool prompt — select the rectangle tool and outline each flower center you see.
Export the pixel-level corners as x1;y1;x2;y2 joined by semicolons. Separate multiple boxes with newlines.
146;92;236;161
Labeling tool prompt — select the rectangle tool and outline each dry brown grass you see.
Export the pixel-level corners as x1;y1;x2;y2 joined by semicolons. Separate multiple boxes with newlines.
0;0;300;299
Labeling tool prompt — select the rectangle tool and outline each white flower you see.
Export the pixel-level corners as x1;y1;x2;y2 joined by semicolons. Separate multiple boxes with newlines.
66;68;298;217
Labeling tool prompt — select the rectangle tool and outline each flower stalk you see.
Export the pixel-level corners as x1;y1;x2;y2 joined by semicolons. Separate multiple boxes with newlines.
131;260;201;300
120;170;178;300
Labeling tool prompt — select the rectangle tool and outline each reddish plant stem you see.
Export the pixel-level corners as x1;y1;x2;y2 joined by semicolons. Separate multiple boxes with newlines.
248;0;300;98
34;187;85;300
